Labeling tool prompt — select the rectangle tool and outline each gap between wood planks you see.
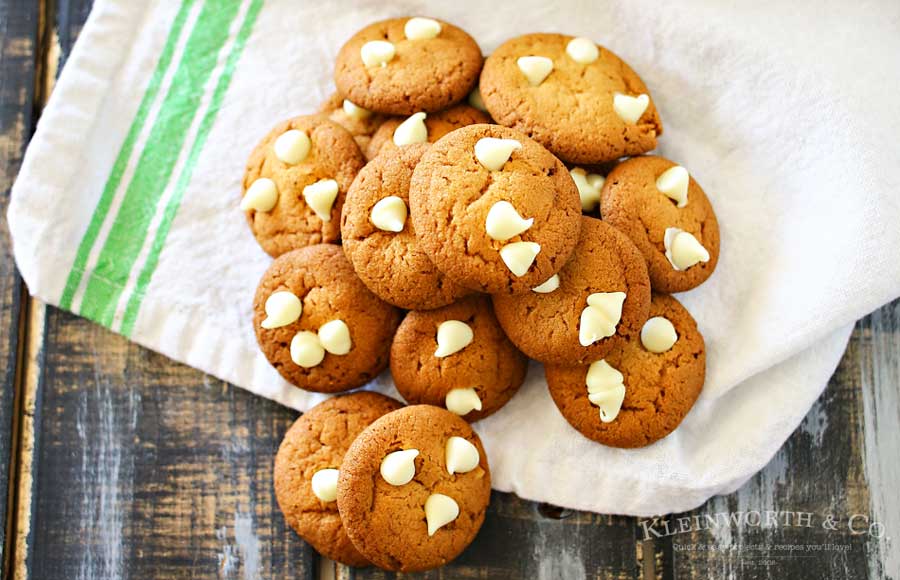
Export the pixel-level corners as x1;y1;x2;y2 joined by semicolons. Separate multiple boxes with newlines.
4;0;59;577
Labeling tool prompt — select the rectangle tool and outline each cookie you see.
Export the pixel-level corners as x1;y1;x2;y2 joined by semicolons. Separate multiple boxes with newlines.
274;392;403;566
492;216;651;365
365;104;490;160
480;33;662;164
242;115;365;257
545;293;705;448
337;405;491;572
318;91;394;155
390;295;527;421
334;17;483;115
409;124;582;294
600;155;720;293
341;144;471;310
253;244;402;393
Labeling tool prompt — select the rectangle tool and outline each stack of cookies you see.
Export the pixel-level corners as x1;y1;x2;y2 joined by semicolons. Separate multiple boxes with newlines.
243;16;720;572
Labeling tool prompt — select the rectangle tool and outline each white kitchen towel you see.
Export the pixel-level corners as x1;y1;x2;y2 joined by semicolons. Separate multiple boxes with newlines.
8;0;900;516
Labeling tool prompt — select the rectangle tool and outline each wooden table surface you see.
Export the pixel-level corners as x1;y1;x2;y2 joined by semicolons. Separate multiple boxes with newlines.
1;2;898;578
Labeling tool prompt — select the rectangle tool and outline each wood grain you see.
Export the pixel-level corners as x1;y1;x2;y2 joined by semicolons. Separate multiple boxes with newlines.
2;0;898;579
0;0;40;575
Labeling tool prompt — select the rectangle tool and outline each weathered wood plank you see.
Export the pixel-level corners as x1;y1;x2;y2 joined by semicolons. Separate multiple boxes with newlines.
27;310;316;580
0;0;41;574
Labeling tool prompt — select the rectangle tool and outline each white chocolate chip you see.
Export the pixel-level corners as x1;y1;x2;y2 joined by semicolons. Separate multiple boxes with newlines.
485;200;533;241
613;93;650;125
302;178;339;222
570;167;605;212
566;37;599;64
531;274;560;294
664;227;710;271
370;196;408;232
424;493;460;536
310;468;339;502
434;320;474;358
342;99;371;120
260;291;302;329
445;387;483;416
290;331;325;368
499;242;541;277
445;436;479;475
380;449;419;486
517;56;554;86
641;316;678;353
393;112;428;146
474;137;521;171
404;17;442;40
586;359;626;423
274;130;311;165
240;178;278;212
656;166;689;208
579;291;627;346
468;86;487;112
360;40;395;67
317;319;351;355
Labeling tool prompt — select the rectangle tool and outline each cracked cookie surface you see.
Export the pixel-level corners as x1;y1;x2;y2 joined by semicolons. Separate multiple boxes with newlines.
600;155;720;292
390;295;527;421
334;18;483;115
480;33;662;164
545;293;705;448
341;143;471;310
253;245;402;392
274;392;403;566
409;124;581;294
337;405;491;572
242;114;365;257
492;216;651;365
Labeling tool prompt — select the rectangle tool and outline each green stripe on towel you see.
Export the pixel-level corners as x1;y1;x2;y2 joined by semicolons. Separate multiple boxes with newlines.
78;0;243;326
120;0;263;336
59;0;197;310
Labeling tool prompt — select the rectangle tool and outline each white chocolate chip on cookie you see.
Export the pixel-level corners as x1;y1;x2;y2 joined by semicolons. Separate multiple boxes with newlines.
664;227;710;271
290;331;325;368
517;56;553;86
445;387;483;416
404;17;442;40
566;37;599;64
241;178;278;212
274;130;311;165
434;320;474;358
485;200;533;241
499;242;541;277
445;436;479;475
570;167;605;212
370;195;408;232
302;179;339;222
360;40;395;67
380;449;419;486
260;291;302;329
579;292;626;346
393;112;428;146
317;319;351;355
641;316;678;353
656;166;689;208
474;137;521;171
613;93;650;125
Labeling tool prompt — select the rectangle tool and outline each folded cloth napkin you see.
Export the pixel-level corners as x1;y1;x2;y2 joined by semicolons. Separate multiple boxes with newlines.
9;0;900;516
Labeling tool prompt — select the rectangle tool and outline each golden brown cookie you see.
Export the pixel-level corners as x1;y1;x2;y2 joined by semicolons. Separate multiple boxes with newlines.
409;124;581;294
337;405;491;572
600;155;720;293
365;104;490;160
492;216;651;365
545;293;705;448
390;296;527;421
480;33;662;164
341;143;470;310
253;245;402;393
334;17;483;115
242;115;365;257
274;392;403;566
317;91;394;155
